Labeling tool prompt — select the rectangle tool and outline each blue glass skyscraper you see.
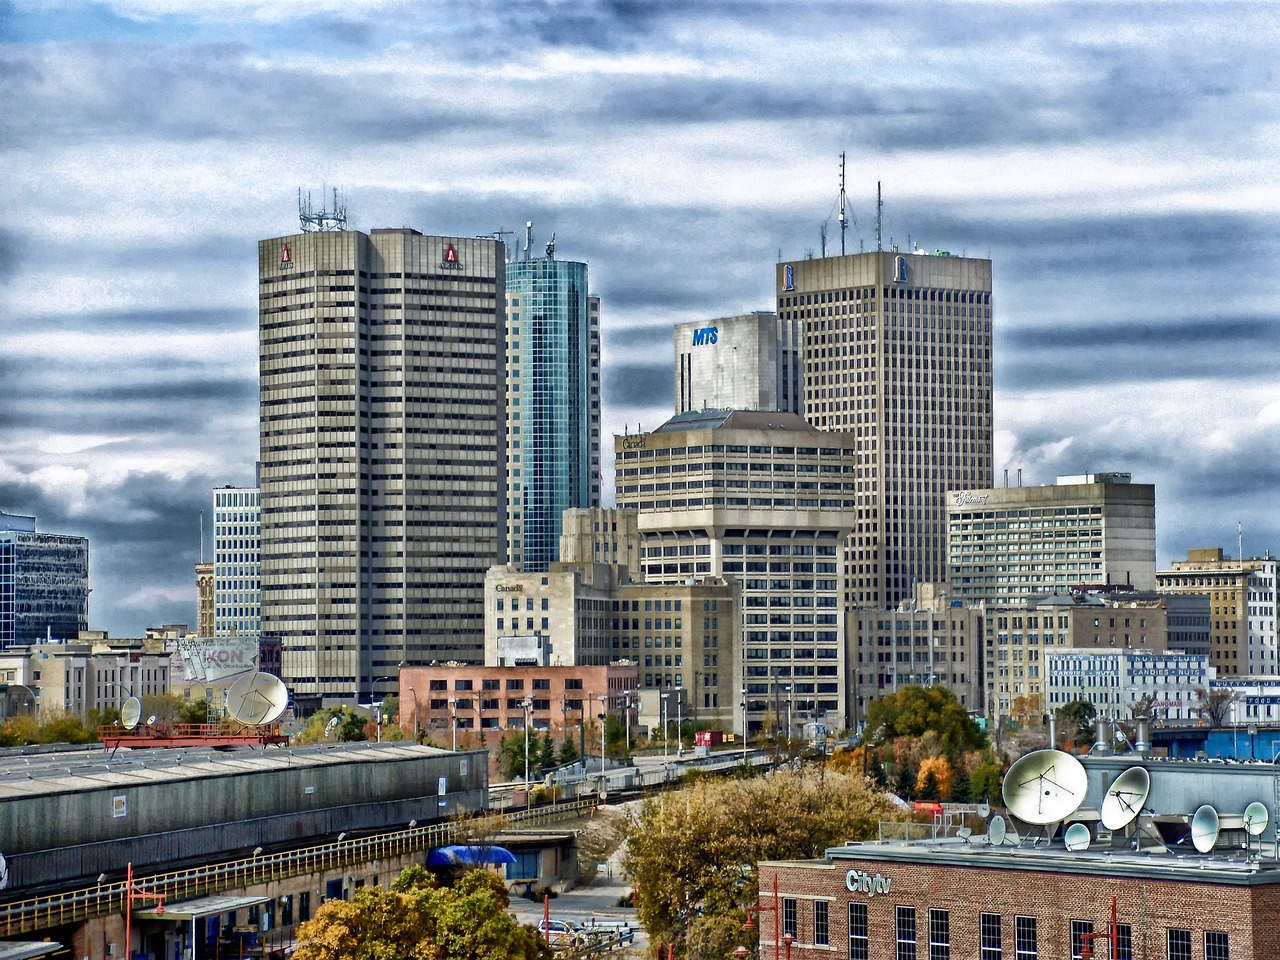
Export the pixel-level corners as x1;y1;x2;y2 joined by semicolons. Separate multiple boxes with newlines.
505;248;600;572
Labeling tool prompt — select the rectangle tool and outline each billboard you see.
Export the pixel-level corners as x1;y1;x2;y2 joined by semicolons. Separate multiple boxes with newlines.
176;637;260;684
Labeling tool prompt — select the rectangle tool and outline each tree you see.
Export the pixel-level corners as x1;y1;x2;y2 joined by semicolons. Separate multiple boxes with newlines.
35;710;95;745
556;734;580;766
624;766;896;956
498;728;531;781
1196;688;1234;726
863;685;985;759
915;756;953;801
1057;700;1096;745
292;865;549;960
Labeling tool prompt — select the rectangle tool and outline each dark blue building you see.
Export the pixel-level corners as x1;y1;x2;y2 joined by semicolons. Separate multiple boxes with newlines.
0;511;89;649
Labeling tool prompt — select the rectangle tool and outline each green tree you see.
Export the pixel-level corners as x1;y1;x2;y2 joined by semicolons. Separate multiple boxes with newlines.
35;710;95;745
863;685;985;758
293;864;549;960
498;728;533;781
556;734;580;766
967;751;1004;804
537;730;556;770
1058;700;1096;744
950;769;971;804
624;766;896;953
604;713;627;757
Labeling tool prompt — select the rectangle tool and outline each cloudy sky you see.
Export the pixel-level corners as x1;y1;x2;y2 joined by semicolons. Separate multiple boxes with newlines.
3;1;1279;636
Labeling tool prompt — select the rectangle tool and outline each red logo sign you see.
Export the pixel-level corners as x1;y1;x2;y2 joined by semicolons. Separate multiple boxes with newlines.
444;244;458;263
281;242;292;264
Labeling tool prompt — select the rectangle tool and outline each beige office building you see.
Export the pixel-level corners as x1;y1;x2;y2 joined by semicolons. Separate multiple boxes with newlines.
258;227;506;706
775;250;993;611
674;312;803;415
614;409;856;734
1157;547;1263;678
947;473;1157;607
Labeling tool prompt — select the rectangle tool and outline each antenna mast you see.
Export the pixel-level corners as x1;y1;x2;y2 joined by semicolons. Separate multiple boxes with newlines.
875;181;883;252
298;187;347;232
524;221;533;261
838;152;848;256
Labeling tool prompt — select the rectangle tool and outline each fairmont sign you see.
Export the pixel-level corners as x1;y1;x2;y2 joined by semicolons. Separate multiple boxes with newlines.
845;869;892;898
951;491;989;506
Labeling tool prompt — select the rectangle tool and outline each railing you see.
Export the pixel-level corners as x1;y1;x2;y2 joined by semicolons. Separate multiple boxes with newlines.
0;796;601;938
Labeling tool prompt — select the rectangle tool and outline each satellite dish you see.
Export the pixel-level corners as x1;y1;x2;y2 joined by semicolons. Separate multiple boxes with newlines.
1191;804;1220;853
1064;823;1091;851
146;715;156;725
976;801;991;819
1002;750;1087;825
1244;801;1270;837
988;814;1007;846
956;826;973;841
0;852;7;890
225;672;289;725
120;697;142;730
1101;765;1151;830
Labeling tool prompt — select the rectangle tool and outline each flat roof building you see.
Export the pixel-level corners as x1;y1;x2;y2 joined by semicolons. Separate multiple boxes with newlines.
674;312;803;416
1157;547;1267;678
213;484;260;639
0;511;89;650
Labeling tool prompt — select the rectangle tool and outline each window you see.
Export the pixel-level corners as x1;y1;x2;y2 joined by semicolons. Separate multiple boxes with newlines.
1205;931;1229;960
814;900;829;947
1115;925;1133;959
929;909;949;960
981;913;1002;960
1014;917;1036;959
896;906;917;960
1167;929;1192;960
849;903;868;960
1070;920;1093;960
783;898;797;938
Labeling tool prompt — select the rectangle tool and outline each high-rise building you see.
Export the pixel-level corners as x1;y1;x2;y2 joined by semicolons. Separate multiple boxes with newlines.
614;409;858;734
213;485;260;638
1157;548;1269;678
775;250;993;609
258;227;506;705
674;312;804;415
0;511;89;649
195;562;214;637
504;251;600;572
946;473;1157;607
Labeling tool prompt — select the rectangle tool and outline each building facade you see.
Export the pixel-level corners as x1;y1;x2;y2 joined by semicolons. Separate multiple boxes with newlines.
504;253;600;572
674;312;803;415
258;227;506;704
195;562;215;638
614;410;857;734
1157;548;1263;678
947;473;1157;607
1245;557;1279;675
0;511;89;650
557;507;641;573
776;250;993;610
213;484;261;639
1045;648;1213;722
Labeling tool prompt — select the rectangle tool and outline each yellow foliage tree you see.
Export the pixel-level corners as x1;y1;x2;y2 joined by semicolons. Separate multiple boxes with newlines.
915;755;954;801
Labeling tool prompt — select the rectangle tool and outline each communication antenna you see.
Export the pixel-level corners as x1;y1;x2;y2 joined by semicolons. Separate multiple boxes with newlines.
1064;823;1091;852
225;672;289;725
1244;800;1269;836
524;221;533;261
1101;765;1151;831
120;697;142;731
837;152;848;256
988;814;1007;845
1191;804;1220;853
819;221;827;259
545;232;556;259
298;187;347;232
875;181;883;252
1002;749;1087;826
491;228;515;261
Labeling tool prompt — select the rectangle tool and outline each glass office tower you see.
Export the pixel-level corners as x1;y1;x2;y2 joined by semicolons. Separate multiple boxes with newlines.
505;255;600;572
0;511;89;649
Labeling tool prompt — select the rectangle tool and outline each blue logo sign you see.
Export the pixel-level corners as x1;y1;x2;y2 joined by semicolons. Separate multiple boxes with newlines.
893;255;908;283
784;264;794;291
691;326;719;346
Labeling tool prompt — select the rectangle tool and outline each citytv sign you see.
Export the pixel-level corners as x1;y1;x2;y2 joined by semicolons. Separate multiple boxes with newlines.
845;869;892;898
691;326;719;346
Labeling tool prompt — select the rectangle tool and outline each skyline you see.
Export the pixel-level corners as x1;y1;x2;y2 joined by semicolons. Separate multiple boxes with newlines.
2;1;1279;636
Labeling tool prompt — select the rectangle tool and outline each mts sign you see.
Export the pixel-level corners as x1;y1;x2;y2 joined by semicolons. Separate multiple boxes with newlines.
691;326;718;346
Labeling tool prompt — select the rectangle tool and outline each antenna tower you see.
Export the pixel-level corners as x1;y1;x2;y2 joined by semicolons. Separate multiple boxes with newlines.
875;181;883;252
298;187;347;232
838;152;848;256
524;221;534;261
819;222;827;259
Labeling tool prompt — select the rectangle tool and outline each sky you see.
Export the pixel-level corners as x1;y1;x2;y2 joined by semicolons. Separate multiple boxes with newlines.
2;1;1279;637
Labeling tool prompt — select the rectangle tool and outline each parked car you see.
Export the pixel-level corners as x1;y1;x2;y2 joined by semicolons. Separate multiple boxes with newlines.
537;918;587;947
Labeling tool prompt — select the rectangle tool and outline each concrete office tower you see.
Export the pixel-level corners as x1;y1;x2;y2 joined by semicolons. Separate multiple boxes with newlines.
614;410;857;735
776;251;993;609
504;253;600;572
0;511;89;649
258;228;506;705
1158;548;1271;678
213;485;260;639
674;312;804;415
947;473;1157;607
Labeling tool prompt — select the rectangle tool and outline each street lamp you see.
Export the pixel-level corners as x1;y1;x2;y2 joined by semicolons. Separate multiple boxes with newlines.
1;683;37;721
785;685;793;743
406;687;420;742
598;694;608;779
743;873;781;960
675;686;684;758
623;690;634;759
522;697;533;798
660;691;669;764
448;697;458;751
741;686;749;761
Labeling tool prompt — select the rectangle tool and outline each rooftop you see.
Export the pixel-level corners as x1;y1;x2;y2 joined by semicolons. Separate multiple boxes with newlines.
649;409;818;434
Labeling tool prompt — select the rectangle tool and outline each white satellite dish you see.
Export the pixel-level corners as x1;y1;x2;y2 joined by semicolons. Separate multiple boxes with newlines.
1244;801;1270;837
120;697;142;731
1191;804;1220;853
988;814;1007;846
1002;749;1088;825
1064;822;1091;852
225;672;289;725
976;801;991;819
1101;765;1151;831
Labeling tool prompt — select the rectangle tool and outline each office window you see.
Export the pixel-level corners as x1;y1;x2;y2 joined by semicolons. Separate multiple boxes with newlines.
1205;931;1229;960
1167;929;1192;960
849;902;868;960
981;913;1003;960
814;900;829;947
929;908;949;960
896;906;917;960
1070;920;1093;960
1014;917;1036;959
783;898;797;938
1115;924;1133;959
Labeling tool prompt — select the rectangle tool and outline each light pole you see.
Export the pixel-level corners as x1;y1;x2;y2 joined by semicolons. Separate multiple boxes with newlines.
598;694;607;775
522;697;533;797
741;686;748;760
1;683;37;721
406;687;420;742
675;686;684;758
786;685;793;744
448;697;458;752
623;690;634;759
660;691;669;764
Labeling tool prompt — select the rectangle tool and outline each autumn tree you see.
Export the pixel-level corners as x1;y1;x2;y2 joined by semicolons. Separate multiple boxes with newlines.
1057;700;1096;746
1196;688;1234;726
915;756;954;801
624;766;897;959
292;864;549;960
863;685;985;759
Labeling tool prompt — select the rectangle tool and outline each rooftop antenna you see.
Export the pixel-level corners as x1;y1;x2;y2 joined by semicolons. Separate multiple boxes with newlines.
1238;521;1243;562
545;232;556;260
875;181;883;252
838;152;848;256
524;221;533;261
199;511;204;564
819;222;827;259
298;187;347;232
492;228;515;261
